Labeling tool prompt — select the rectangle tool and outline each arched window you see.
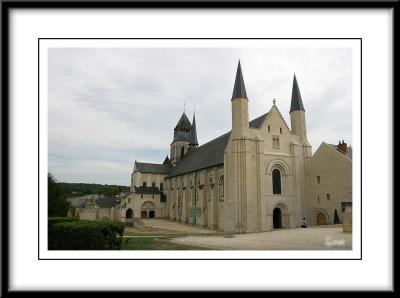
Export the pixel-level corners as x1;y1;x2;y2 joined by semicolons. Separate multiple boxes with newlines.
272;169;282;194
219;175;224;200
180;147;184;158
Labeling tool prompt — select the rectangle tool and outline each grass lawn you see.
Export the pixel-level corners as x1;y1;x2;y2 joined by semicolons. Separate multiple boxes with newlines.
121;237;210;250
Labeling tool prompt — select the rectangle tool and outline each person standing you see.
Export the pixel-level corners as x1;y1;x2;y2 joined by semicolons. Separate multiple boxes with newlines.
301;217;307;228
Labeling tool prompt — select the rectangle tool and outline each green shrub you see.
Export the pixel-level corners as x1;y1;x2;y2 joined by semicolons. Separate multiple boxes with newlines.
48;216;79;230
48;220;125;250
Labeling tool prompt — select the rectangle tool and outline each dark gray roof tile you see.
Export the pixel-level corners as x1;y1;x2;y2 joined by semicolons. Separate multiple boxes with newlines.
97;197;117;208
135;162;170;174
134;186;161;194
290;74;305;112
232;61;247;100
249;113;268;128
166;132;231;178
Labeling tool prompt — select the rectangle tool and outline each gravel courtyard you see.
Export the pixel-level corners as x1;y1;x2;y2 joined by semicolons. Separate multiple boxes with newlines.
168;226;352;250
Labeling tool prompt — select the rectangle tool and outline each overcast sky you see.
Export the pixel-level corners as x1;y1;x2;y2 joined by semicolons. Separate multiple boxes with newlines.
48;47;352;186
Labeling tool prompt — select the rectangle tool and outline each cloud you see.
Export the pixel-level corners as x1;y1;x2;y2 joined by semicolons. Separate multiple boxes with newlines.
48;47;353;185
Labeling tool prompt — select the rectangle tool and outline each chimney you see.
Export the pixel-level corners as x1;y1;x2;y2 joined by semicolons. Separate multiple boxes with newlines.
337;139;348;154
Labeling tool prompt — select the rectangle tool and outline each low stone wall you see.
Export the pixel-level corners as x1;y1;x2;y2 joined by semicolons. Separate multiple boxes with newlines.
343;217;352;233
78;209;98;221
78;207;120;221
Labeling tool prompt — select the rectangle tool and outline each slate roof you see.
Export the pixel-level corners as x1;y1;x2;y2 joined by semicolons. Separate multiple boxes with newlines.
174;112;192;130
249;113;268;128
232;61;248;100
290;74;305;112
97;197;117;208
133;186;161;194
165;113;270;178
68;197;86;208
189;113;199;146
328;144;353;160
135;161;170;174
166;132;231;178
163;155;172;166
173;130;192;143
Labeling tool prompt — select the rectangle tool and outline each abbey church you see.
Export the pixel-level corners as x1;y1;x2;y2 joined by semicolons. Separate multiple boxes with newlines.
122;61;352;233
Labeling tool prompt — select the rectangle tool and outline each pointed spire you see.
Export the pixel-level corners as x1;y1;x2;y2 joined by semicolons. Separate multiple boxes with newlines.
174;112;191;131
163;155;171;166
232;60;248;100
290;74;305;113
189;112;199;146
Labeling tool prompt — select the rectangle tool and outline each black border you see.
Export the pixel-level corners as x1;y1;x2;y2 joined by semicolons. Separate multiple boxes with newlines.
39;38;361;261
1;0;396;293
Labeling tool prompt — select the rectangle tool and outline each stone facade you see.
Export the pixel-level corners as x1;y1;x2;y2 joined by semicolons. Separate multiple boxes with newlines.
307;142;352;226
125;61;352;233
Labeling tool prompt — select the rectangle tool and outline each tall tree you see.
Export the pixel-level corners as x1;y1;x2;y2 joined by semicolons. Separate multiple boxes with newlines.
48;173;69;217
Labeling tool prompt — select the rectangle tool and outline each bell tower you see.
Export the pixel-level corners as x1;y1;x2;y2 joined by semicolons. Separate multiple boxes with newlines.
231;60;249;139
170;112;192;166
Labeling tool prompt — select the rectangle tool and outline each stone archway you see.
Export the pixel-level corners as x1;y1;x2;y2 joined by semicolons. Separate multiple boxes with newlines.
141;201;156;219
273;208;282;229
126;208;133;219
317;212;327;225
271;201;291;228
313;208;329;226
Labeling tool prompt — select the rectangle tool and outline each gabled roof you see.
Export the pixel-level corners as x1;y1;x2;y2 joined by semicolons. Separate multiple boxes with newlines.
166;132;231;178
290;74;305;112
133;186;161;194
328;144;353;160
68;197;86;208
166;112;273;178
135;161;170;174
232;61;248;100
249;113;268;128
97;197;117;208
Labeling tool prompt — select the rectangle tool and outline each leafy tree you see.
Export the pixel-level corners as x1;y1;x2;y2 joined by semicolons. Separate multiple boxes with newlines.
48;173;69;217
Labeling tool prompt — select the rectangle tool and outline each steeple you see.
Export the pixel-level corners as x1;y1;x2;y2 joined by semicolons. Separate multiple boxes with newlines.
290;74;305;112
174;112;191;131
232;60;248;100
189;113;198;147
163;155;172;167
289;74;308;141
170;112;192;166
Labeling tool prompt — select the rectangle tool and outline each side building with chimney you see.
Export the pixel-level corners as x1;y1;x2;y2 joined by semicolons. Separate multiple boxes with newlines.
121;61;352;233
306;141;352;226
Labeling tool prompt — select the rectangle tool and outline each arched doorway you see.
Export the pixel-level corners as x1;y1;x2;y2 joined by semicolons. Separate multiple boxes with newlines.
125;208;133;226
273;208;282;229
126;208;133;219
149;210;155;218
141;201;155;219
317;212;327;225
